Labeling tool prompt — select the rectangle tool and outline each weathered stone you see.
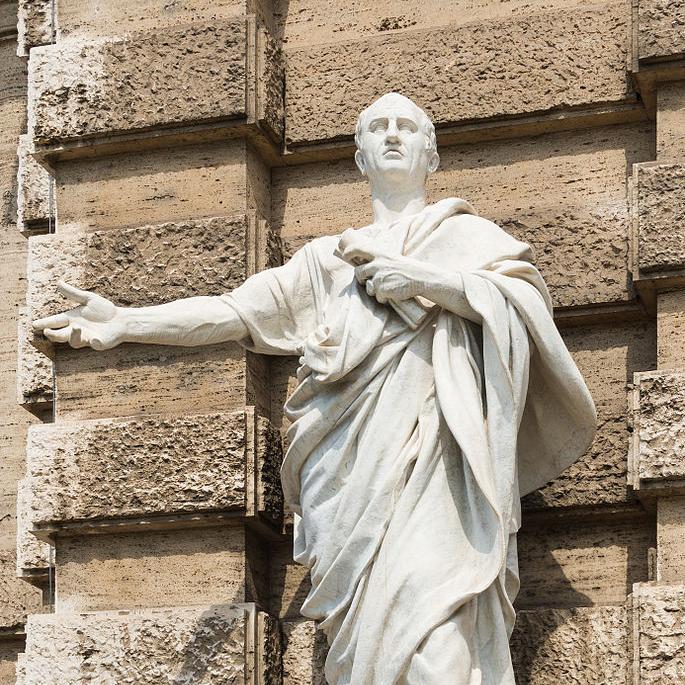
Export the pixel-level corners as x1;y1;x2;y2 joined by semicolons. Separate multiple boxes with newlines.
16;308;52;408
281;620;328;685
29;19;282;145
0;550;42;631
16;604;278;685
632;371;685;489
16;479;50;578
657;82;685;161
656;497;685;582
0;638;23;685
17;0;52;56
657;290;685;369
638;0;685;62
634;582;685;683
511;607;629;684
285;3;632;146
275;123;652;309
25;409;282;527
517;518;653;608
636;163;685;276
16;135;51;231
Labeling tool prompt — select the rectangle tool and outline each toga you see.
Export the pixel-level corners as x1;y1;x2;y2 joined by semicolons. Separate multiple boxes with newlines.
223;198;596;685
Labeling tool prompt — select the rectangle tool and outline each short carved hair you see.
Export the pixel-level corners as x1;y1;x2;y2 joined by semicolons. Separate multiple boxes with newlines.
355;92;437;158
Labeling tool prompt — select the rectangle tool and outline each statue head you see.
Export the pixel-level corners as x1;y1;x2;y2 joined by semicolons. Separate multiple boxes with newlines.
354;93;439;189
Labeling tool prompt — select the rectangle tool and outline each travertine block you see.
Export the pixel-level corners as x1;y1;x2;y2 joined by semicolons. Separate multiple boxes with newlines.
657;290;685;369
638;0;685;62
16;479;50;580
25;409;282;530
517;518;652;608
275;123;652;309
657;82;685;161
656;497;685;582
16;604;280;685
0;639;22;685
285;3;631;146
631;371;685;493
510;607;630;684
28;19;282;146
0;550;42;631
16;308;52;408
16;135;51;231
633;582;685;683
17;0;52;56
281;620;327;685
635;163;685;277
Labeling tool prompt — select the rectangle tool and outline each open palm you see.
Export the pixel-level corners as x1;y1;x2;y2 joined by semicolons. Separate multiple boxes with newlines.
33;282;126;350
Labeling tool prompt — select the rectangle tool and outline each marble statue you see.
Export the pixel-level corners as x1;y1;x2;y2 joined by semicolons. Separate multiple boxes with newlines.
34;93;597;685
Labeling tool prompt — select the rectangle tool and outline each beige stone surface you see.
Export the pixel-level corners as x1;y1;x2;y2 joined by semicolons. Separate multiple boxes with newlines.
275;123;652;309
55;527;246;612
634;582;685;683
16;479;50;576
517;518;653;608
17;0;52;56
269;540;311;619
25;409;281;526
16;307;52;408
633;371;685;485
525;321;655;509
510;606;629;684
636;163;685;275
657;82;685;161
0;639;23;685
16;135;51;231
657;290;685;369
638;0;685;62
56;141;271;232
0;550;42;631
16;604;267;685
284;3;632;146
656;497;685;582
281;620;327;685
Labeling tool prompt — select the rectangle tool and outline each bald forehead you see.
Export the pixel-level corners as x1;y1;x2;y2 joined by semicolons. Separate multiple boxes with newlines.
359;98;426;128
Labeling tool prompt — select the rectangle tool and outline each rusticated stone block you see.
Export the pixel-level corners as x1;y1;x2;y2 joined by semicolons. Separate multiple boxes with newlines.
16;479;50;580
285;3;631;146
281;620;328;685
28;19;282;145
16;307;52;408
638;0;685;62
635;163;685;276
0;550;43;631
16;604;280;685
0;639;23;685
24;409;282;530
16;135;51;231
17;0;52;56
511;607;629;683
634;583;685;683
631;371;685;491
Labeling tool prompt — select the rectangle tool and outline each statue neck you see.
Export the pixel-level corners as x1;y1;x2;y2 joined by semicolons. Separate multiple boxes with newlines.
369;183;427;227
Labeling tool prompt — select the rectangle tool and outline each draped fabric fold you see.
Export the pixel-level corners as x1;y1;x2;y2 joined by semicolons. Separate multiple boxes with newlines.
223;199;596;685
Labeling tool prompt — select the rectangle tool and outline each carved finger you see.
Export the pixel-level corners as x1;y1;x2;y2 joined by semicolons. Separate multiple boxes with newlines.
365;280;376;297
57;281;91;305
43;326;73;343
33;312;71;331
355;264;375;284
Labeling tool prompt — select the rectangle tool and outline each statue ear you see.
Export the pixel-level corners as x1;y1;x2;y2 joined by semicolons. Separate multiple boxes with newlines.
428;152;440;174
355;150;367;176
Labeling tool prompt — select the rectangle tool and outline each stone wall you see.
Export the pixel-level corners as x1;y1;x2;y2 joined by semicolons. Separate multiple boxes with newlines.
1;0;684;682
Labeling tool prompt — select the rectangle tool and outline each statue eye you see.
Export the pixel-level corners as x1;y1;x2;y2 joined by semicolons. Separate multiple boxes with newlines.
398;120;417;133
370;120;387;133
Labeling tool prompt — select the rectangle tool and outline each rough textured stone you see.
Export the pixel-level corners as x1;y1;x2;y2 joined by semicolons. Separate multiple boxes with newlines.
0;639;22;685
639;0;685;62
17;0;52;56
634;583;685;683
656;497;685;582
25;409;282;526
29;19;282;145
55;527;246;612
275;123;652;309
0;550;42;631
285;3;631;146
657;82;685;161
517;518;653;608
16;604;270;685
525;321;655;509
16;307;52;407
633;371;685;485
657;290;685;369
16;478;50;577
281;620;328;685
510;607;629;684
16;135;51;231
636;163;685;275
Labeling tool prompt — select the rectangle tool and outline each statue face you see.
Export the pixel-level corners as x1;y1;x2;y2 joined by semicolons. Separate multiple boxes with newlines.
355;100;435;186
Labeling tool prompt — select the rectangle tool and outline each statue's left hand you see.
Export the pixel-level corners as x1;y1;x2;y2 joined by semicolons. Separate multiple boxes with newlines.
354;255;438;303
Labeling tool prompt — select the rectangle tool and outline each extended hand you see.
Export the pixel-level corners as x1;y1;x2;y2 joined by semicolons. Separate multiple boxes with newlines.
354;255;438;303
32;282;126;350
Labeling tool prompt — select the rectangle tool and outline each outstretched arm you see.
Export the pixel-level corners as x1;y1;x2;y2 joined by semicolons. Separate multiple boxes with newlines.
33;282;248;350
